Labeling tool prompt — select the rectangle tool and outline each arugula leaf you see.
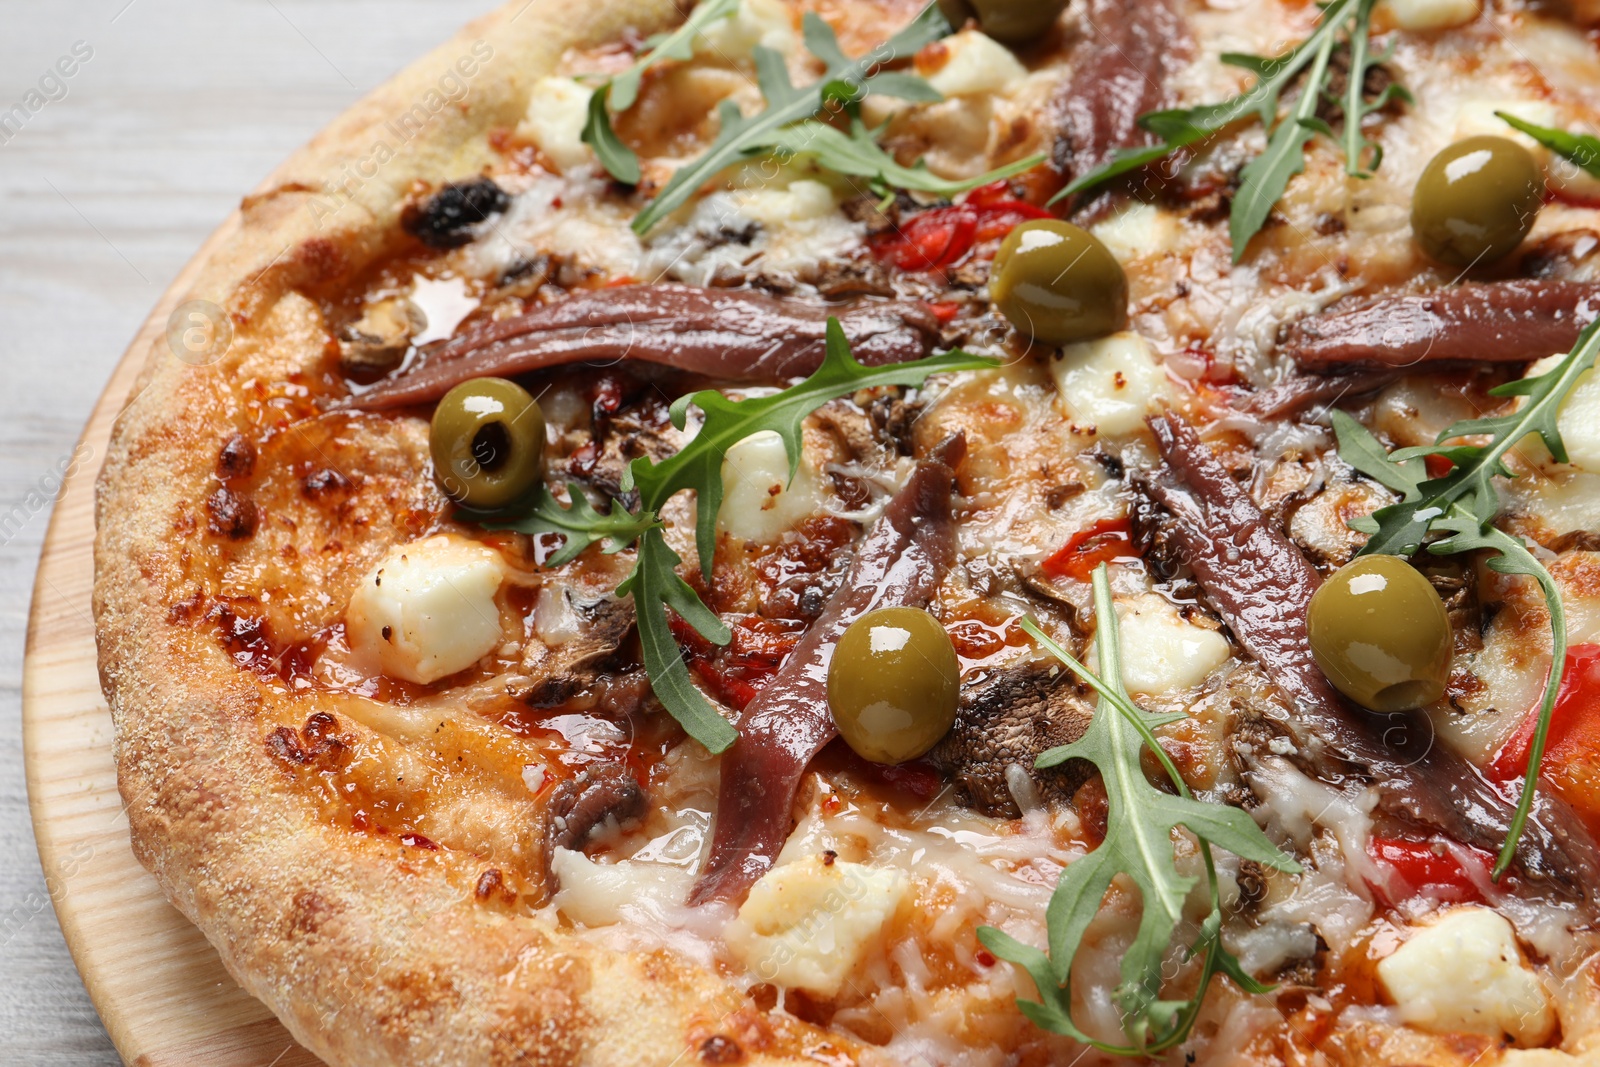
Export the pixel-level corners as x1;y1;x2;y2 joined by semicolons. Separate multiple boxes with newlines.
978;567;1298;1053
1333;319;1600;875
753;116;1046;201
1058;0;1401;263
581;0;740;183
1498;112;1600;177
631;3;950;233
484;483;655;567
498;319;996;752
626;318;994;582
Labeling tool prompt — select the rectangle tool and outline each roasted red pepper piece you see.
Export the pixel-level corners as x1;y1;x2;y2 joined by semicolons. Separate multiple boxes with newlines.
868;184;1052;272
1041;518;1135;581
1366;835;1493;905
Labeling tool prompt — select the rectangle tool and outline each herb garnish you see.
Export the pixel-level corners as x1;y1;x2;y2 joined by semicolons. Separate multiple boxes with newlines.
581;0;741;185
583;1;1042;232
491;320;994;752
1497;112;1600;179
1059;0;1408;263
1331;318;1600;877
979;566;1299;1054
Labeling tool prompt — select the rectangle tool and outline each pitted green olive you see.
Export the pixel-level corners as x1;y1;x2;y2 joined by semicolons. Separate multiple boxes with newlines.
429;377;546;510
937;0;1071;44
828;607;960;764
991;220;1129;347
1308;555;1453;713
1412;136;1544;268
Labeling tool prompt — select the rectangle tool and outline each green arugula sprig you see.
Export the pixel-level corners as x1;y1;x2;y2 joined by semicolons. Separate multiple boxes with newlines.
491;320;995;752
580;0;741;185
978;567;1299;1054
1497;112;1600;178
758;113;1045;201
1058;0;1407;263
1331;318;1600;877
628;4;953;233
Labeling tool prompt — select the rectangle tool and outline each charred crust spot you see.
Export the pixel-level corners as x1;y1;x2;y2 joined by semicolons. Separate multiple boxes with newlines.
267;713;350;769
166;589;206;624
402;177;511;249
475;868;518;905
215;433;256;481
698;1036;744;1064
301;466;353;500
821;849;837;866
205;486;258;540
289;889;335;937
382;625;393;642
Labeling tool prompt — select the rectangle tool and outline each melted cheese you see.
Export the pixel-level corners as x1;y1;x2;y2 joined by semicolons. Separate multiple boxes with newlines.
1523;354;1600;472
520;77;593;172
551;848;694;927
694;0;796;61
726;853;908;997
345;535;507;684
716;430;827;543
925;31;1027;99
1049;332;1174;437
1378;0;1481;31
1089;594;1232;696
1378;907;1555;1046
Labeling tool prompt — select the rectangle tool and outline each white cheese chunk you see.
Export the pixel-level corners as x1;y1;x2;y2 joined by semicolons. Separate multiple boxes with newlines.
519;76;593;172
346;535;506;684
1088;594;1232;696
1049;332;1174;438
1522;354;1600;471
1091;202;1182;262
925;31;1027;98
1378;0;1480;31
716;430;825;543
732;178;839;226
725;854;908;996
550;848;693;926
696;0;796;60
1377;907;1555;1046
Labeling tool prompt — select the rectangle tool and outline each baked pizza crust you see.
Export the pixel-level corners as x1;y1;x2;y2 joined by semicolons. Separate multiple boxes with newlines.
91;1;1600;1064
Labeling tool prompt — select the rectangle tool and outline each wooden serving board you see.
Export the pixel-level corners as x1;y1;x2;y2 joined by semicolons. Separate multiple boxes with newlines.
22;209;325;1067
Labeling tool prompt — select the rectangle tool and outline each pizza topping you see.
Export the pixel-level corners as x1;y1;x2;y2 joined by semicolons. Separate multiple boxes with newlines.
428;377;546;509
539;762;648;901
935;0;1069;47
1307;554;1453;712
925;660;1093;817
401;176;511;250
920;29;1027;97
826;606;960;765
1048;331;1172;437
1049;0;1190;194
522;76;596;174
1279;280;1600;370
345;534;507;685
716;431;827;545
346;285;942;410
690;434;964;904
1142;412;1600;898
990;219;1128;346
1378;0;1481;31
724;852;909;997
1376;907;1555;1046
491;327;988;753
1061;0;1405;261
980;569;1299;1054
1411;136;1545;268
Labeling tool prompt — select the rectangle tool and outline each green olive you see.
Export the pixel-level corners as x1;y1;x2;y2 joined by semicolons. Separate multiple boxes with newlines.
937;0;1070;45
1412;136;1544;268
1308;555;1453;713
991;220;1129;347
429;377;546;509
828;607;960;764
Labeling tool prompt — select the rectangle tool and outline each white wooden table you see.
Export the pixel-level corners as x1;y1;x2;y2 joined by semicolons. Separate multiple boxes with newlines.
0;2;499;1061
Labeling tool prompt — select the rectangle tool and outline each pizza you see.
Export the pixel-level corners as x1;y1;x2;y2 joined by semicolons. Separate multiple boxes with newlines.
92;0;1600;1064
